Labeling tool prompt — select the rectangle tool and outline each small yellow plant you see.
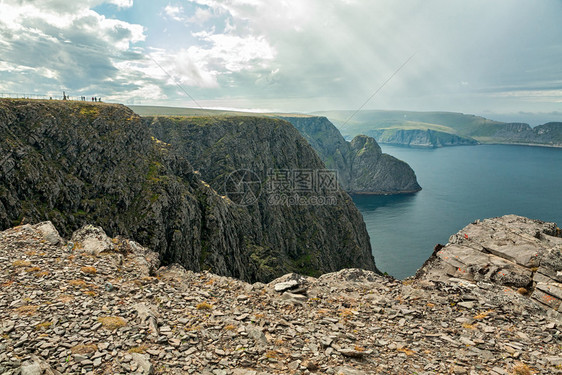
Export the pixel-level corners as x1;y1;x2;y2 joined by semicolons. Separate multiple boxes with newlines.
128;345;148;354
14;305;39;316
81;266;97;275
511;363;533;375
68;279;88;288
264;350;279;359
98;316;127;330
340;309;354;317
12;260;31;267
1;280;14;288
397;347;415;356
196;302;213;310
473;309;494;320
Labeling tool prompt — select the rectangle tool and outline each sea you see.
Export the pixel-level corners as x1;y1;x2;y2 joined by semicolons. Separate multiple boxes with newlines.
352;144;562;279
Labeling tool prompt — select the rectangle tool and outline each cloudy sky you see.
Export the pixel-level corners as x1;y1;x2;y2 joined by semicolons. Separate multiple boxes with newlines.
1;0;561;119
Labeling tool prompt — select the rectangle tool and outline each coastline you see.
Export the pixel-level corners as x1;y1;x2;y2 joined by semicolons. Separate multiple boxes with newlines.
376;140;562;149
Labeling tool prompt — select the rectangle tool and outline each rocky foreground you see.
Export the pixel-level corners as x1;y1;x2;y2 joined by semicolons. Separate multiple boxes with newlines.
1;220;561;375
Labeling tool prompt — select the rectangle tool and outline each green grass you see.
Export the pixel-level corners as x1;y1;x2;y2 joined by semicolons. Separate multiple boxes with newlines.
314;109;505;139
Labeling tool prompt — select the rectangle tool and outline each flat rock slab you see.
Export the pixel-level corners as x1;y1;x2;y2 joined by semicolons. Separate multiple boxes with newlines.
274;280;299;292
536;282;562;300
419;214;562;315
436;244;532;287
453;218;547;268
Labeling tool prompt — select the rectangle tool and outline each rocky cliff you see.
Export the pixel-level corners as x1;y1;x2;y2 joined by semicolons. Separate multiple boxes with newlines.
416;215;562;319
1;222;561;374
0;99;376;282
472;122;562;146
146;115;376;279
278;116;421;194
367;128;478;148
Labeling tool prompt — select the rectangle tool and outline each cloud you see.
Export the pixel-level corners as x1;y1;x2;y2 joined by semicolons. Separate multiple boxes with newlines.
163;3;214;25
0;0;144;96
163;5;185;22
2;0;132;15
1;0;561;114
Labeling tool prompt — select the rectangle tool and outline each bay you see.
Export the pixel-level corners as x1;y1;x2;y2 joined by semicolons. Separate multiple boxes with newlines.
352;144;562;279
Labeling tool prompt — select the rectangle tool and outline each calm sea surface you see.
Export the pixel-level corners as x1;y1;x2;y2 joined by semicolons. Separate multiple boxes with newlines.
352;144;562;279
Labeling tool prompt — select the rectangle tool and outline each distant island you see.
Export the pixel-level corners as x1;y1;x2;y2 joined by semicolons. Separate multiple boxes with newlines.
314;110;562;148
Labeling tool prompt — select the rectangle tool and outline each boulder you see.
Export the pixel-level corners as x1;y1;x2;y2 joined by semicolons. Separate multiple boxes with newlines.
70;225;115;255
32;221;63;245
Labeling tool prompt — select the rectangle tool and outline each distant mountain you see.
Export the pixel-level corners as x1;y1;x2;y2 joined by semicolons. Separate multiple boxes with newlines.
314;110;562;148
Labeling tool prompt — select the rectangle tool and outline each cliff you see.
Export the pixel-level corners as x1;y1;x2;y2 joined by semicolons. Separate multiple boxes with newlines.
367;128;478;148
1;222;560;374
278;116;421;194
0;99;375;282
472;122;562;146
146;115;377;279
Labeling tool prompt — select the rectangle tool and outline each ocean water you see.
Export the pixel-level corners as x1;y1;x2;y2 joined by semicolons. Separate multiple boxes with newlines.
352;144;562;279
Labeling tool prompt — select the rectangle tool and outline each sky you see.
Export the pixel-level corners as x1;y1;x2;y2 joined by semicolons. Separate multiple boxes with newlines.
0;0;561;121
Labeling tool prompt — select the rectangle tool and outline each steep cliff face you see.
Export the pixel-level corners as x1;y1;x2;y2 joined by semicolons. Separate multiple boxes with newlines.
348;135;421;193
368;128;478;148
0;99;376;282
278;116;421;194
147;115;377;279
0;99;261;280
472;122;562;146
